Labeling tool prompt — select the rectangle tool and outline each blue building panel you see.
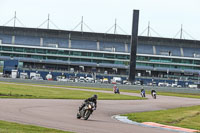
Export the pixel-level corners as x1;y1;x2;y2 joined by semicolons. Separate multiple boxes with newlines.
0;34;12;44
15;35;40;46
137;44;153;54
155;45;181;56
43;37;68;48
3;59;18;73
100;42;125;52
183;47;200;57
71;40;96;50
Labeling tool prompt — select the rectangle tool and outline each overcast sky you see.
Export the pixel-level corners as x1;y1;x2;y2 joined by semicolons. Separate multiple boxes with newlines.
0;0;200;40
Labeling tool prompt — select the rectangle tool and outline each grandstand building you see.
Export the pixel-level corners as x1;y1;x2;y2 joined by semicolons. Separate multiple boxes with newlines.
0;26;200;81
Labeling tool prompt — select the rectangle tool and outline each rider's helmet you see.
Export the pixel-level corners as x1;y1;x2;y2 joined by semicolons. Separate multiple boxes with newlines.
92;94;98;100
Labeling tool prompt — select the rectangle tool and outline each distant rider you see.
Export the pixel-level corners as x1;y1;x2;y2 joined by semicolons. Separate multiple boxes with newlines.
141;88;145;97
113;85;120;94
151;90;156;96
79;94;97;111
113;85;117;93
116;87;120;94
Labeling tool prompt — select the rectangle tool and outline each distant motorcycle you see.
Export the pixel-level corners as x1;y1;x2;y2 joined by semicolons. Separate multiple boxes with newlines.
114;88;120;94
141;91;145;97
77;102;96;120
152;92;156;99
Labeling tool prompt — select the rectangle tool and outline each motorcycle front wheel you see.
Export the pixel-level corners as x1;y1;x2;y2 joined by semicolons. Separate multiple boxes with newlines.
83;110;91;120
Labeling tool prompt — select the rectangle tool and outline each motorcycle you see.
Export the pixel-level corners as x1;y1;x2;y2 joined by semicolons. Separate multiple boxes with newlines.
77;102;96;120
141;91;145;97
152;92;156;99
114;88;120;94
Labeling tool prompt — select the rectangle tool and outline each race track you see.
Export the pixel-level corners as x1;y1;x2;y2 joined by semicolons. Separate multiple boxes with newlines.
0;88;200;133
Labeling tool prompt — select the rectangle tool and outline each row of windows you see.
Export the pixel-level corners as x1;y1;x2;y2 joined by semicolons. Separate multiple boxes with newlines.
1;46;200;67
0;53;129;65
2;52;200;70
137;63;199;70
0;46;129;60
136;56;200;65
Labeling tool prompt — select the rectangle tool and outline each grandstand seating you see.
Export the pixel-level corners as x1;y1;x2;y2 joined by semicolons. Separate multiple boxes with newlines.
0;34;12;44
71;40;96;50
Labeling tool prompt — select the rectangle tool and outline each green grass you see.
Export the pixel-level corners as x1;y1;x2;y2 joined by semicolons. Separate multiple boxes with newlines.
0;83;143;100
123;105;200;130
1;81;200;99
32;83;200;99
0;120;72;133
26;82;200;98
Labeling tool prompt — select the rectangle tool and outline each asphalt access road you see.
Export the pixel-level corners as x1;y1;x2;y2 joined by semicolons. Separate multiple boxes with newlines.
0;87;200;133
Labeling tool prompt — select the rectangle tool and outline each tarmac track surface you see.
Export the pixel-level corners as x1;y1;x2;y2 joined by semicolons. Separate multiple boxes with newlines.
0;85;200;133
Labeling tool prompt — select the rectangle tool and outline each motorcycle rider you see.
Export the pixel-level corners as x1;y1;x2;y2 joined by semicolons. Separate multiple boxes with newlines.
116;86;120;94
141;88;145;97
79;94;97;111
113;85;117;93
151;90;156;97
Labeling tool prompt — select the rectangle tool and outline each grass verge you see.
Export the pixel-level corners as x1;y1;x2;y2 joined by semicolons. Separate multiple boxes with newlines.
123;105;200;130
53;85;200;99
20;82;200;99
0;83;143;100
0;120;72;133
1;81;200;99
24;83;200;99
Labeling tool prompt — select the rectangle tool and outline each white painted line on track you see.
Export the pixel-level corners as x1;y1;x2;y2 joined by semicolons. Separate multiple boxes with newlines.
112;115;197;133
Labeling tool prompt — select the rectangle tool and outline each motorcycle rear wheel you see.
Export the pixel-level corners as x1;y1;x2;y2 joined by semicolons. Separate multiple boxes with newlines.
77;113;81;119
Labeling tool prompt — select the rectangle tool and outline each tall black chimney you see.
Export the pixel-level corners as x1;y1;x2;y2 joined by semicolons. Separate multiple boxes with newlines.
129;10;139;83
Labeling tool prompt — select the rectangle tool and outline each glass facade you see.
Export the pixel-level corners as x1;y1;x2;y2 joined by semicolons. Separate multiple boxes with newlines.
0;44;200;76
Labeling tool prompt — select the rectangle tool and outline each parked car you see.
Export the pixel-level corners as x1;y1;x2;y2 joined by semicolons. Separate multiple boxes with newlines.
177;85;182;88
172;83;178;87
111;77;122;84
57;76;68;81
102;78;109;83
85;77;95;83
31;76;43;80
79;77;85;82
123;80;131;85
